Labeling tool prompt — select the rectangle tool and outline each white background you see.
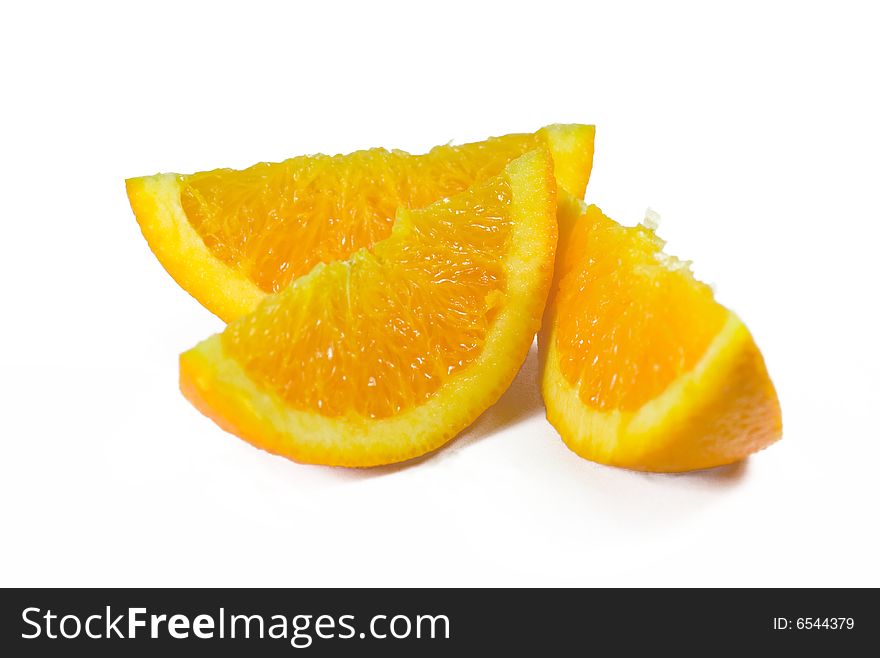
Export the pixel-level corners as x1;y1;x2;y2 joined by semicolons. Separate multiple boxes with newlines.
1;0;878;587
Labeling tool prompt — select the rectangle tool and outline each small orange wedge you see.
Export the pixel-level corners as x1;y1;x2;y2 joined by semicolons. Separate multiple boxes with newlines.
181;150;557;467
127;124;593;322
539;204;782;472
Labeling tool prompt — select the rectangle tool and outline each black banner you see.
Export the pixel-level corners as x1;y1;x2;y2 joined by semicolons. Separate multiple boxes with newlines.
0;588;874;655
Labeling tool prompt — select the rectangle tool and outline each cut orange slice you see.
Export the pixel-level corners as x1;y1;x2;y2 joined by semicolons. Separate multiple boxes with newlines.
539;204;782;472
127;124;593;322
181;150;557;467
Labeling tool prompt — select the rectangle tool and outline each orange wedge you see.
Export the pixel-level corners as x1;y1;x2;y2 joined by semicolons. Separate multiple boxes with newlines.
127;124;593;322
539;204;782;472
181;150;557;467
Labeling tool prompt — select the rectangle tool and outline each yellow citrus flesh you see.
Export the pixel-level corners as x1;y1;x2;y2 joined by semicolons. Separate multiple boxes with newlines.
181;150;557;467
127;124;593;322
539;204;782;472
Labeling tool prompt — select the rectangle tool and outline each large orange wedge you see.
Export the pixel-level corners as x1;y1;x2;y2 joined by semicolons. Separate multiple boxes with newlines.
181;150;557;467
539;203;782;472
127;125;593;322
